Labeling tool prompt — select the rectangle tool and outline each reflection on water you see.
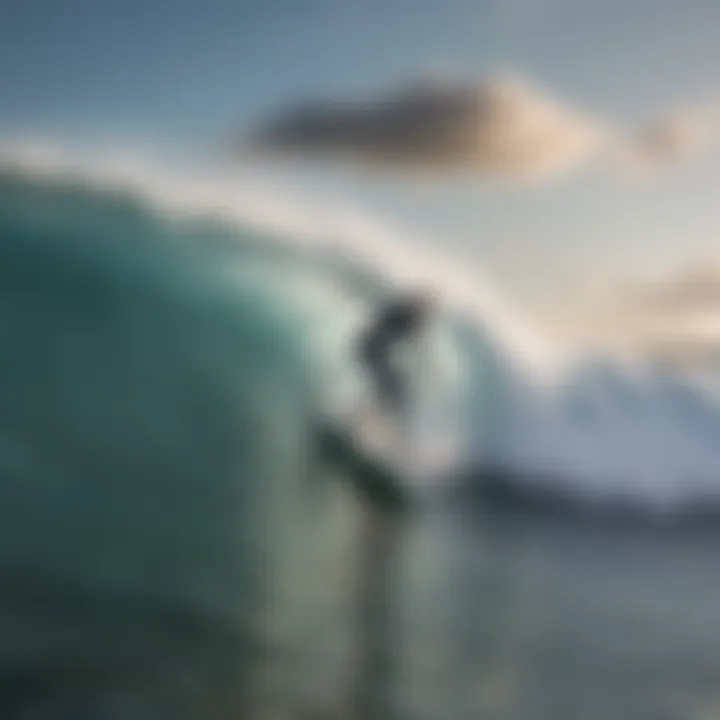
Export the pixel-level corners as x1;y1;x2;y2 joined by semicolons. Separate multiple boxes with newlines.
264;488;720;720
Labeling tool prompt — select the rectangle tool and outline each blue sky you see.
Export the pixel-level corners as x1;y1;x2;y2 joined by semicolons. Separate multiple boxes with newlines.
5;1;549;138
5;0;719;138
3;0;720;345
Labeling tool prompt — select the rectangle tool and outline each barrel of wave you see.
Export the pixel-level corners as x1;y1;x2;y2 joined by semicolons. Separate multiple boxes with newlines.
0;185;354;717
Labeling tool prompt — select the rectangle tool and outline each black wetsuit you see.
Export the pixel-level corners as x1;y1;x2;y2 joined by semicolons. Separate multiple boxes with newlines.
357;299;427;412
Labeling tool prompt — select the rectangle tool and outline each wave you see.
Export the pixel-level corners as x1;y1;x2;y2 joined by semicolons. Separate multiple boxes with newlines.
3;143;720;523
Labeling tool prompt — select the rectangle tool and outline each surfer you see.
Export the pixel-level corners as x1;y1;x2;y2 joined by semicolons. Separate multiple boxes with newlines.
356;291;434;416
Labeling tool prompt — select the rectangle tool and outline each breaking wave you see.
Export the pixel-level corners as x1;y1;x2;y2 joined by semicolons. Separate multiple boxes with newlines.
3;144;720;522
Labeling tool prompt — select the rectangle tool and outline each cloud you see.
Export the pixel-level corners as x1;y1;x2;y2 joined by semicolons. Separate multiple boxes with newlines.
611;108;717;175
582;262;720;365
246;74;603;181
538;261;720;364
619;262;720;317
243;73;719;183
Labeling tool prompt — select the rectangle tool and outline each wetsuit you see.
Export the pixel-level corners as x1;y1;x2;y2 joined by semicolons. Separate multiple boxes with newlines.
357;299;428;413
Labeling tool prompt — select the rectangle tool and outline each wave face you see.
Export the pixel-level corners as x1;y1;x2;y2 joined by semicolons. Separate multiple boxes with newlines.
0;161;370;695
3;148;720;540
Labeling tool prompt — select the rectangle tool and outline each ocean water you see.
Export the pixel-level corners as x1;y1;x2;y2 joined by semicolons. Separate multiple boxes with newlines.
2;151;720;718
281;494;720;720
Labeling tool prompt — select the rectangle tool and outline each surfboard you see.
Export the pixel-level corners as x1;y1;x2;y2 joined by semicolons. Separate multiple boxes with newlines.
316;410;412;513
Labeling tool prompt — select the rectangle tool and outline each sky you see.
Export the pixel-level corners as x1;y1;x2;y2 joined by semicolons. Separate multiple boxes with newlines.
4;0;720;354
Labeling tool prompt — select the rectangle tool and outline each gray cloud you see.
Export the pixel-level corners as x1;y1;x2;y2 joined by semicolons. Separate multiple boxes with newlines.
246;75;602;181
243;74;718;183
